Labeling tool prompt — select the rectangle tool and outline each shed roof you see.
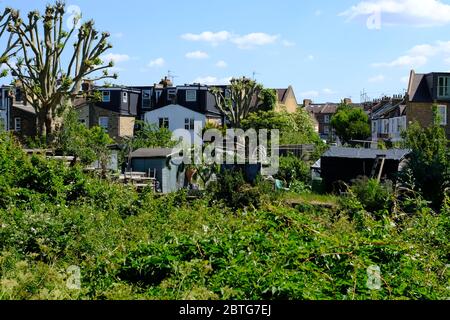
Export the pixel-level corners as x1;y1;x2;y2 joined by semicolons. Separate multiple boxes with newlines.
322;147;410;161
130;148;175;158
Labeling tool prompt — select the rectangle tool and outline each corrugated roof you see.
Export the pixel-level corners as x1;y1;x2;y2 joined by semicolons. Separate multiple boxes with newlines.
130;148;175;158
322;147;410;160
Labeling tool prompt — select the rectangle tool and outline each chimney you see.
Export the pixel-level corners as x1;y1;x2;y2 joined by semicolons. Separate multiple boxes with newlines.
303;99;312;107
159;76;173;88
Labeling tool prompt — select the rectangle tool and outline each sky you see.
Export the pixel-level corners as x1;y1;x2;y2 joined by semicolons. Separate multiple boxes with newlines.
2;0;450;103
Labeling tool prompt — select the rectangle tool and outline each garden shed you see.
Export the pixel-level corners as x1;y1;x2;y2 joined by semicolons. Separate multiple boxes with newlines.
130;148;183;193
320;147;410;192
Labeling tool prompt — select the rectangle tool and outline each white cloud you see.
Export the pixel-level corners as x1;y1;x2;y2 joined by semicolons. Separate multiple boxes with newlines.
340;0;450;27
282;40;296;47
101;53;130;64
445;57;450;64
181;31;231;45
322;88;337;94
373;55;428;68
401;76;410;83
185;51;209;59
193;76;232;85
182;31;279;49
373;40;450;69
231;33;279;49
307;54;315;61
300;90;320;98
215;60;227;68
315;10;323;16
148;57;165;67
368;74;385;82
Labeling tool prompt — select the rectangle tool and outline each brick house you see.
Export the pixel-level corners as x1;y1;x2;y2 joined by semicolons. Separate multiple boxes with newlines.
274;86;299;113
406;70;450;139
76;86;140;142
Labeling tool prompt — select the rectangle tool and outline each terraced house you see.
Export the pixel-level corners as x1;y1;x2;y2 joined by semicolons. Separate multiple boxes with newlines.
406;70;450;139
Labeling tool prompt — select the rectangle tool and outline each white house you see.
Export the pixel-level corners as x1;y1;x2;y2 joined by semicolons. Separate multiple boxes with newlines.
0;86;11;131
144;104;206;143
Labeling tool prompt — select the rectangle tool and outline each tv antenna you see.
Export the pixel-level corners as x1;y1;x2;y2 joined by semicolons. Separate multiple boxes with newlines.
252;71;260;80
167;70;178;84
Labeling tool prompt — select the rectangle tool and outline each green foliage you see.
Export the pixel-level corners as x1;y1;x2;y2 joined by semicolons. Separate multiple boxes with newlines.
207;169;266;210
0;134;447;300
57;110;113;173
258;88;277;112
276;155;311;185
350;177;393;215
242;109;324;148
330;104;371;144
130;120;176;150
400;118;449;209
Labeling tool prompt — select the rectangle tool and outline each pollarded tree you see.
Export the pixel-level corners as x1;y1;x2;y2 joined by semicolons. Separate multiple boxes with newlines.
0;2;117;141
210;77;264;128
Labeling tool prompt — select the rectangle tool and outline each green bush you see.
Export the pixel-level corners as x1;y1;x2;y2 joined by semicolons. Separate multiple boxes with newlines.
350;177;393;215
276;155;310;185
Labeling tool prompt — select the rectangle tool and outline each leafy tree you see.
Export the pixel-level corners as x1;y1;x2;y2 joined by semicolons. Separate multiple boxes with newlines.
210;77;264;128
330;104;371;144
258;88;277;112
400;108;449;208
242;109;324;146
57;109;113;176
0;2;117;141
130;120;175;150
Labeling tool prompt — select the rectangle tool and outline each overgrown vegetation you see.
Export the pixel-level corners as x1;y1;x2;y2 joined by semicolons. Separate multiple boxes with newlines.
0;132;448;300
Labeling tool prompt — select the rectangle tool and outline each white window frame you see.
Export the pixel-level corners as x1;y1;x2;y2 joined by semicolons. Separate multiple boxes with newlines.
99;116;109;132
122;92;128;103
155;90;162;104
14;117;21;132
186;89;197;102
324;115;330;124
102;91;111;102
159;117;169;129
438;76;450;99
372;121;377;134
324;125;330;134
142;89;152;108
184;118;195;131
167;89;177;100
437;105;447;126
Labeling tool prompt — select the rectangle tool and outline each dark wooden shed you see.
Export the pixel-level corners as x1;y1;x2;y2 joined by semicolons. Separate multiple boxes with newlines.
320;147;410;193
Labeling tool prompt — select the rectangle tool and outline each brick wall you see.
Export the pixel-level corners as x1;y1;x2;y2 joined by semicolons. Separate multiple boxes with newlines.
406;102;450;138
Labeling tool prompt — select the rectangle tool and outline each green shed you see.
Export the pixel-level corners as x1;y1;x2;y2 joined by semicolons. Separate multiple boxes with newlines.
130;148;184;193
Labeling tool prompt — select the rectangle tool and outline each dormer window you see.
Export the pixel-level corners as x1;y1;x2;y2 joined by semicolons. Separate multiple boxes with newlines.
438;76;450;99
186;89;197;102
122;92;128;103
168;89;177;101
102;91;111;102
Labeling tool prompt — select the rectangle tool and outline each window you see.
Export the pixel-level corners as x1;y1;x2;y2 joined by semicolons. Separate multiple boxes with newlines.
155;90;162;104
324;115;330;124
225;89;231;99
185;118;195;130
0;90;3;109
102;91;111;102
372;121;377;134
79;119;87;126
99;117;109;132
159;117;169;129
142;89;151;109
438;76;450;98
14;117;21;132
324;125;330;134
186;90;197;102
383;119;389;134
437;105;447;126
122;92;128;103
168;89;177;101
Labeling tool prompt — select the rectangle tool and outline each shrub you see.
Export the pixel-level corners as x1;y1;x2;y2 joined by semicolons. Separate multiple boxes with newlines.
350;177;393;215
276;155;310;185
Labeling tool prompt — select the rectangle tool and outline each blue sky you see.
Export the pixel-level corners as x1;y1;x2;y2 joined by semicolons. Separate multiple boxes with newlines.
2;0;450;103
